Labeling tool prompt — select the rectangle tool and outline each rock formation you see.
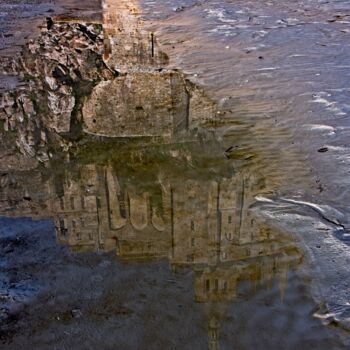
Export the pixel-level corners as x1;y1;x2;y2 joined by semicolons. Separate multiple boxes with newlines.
0;1;218;164
0;19;112;161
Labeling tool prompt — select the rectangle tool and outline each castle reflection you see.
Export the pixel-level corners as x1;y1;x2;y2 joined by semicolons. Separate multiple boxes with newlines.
51;161;301;298
0;142;302;350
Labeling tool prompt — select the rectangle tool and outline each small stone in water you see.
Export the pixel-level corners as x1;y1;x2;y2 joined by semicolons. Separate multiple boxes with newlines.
174;6;185;12
71;309;83;319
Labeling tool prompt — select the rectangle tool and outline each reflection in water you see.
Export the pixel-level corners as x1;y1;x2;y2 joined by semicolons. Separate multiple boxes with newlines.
0;141;302;349
94;1;350;335
1;0;349;347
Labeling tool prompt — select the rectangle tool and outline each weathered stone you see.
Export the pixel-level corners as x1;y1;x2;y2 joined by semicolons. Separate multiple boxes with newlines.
102;0;169;72
47;90;75;133
17;134;36;158
0;10;217;162
18;94;35;117
83;71;189;137
45;76;59;90
0;153;38;172
189;87;217;128
13;110;25;124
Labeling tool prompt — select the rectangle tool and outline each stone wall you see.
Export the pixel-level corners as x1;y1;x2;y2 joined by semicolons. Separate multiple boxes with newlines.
83;71;189;137
102;0;168;72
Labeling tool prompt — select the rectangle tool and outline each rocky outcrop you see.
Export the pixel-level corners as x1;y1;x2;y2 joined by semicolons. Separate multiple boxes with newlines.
0;3;219;162
83;71;189;137
83;0;218;138
0;20;112;160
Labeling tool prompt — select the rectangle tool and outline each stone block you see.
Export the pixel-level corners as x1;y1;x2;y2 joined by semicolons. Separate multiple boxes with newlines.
83;71;189;137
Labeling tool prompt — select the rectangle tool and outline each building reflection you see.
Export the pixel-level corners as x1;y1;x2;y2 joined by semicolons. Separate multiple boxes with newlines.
0;143;302;350
43;154;302;350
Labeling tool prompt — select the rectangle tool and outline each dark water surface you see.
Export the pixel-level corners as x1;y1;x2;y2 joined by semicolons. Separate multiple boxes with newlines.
1;0;350;349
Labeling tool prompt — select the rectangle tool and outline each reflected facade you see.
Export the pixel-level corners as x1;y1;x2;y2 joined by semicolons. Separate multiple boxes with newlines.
0;144;302;349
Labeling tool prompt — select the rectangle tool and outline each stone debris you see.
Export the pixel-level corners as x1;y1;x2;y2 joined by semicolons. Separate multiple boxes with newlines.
70;309;83;319
0;2;219;161
0;20;110;159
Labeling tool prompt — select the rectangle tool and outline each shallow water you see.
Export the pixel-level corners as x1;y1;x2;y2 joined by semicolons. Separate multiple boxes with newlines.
140;0;350;216
0;138;348;348
1;0;350;348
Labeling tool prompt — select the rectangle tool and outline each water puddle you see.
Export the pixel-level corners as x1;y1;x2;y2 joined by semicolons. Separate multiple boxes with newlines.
0;139;345;349
0;0;350;348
